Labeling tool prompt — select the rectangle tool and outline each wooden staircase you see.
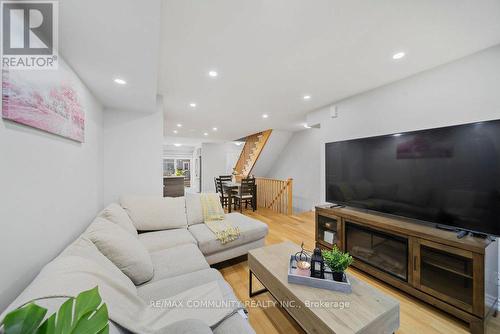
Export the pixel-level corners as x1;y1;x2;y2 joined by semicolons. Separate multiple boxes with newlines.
234;129;272;180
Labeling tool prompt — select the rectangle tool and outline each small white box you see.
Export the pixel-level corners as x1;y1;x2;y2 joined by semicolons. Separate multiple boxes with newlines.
324;231;335;244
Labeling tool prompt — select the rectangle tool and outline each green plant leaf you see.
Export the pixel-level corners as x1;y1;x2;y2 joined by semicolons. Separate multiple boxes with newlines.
97;324;109;334
71;303;108;334
35;314;55;334
55;297;74;334
2;303;47;334
1;287;109;334
322;246;353;272
74;287;101;325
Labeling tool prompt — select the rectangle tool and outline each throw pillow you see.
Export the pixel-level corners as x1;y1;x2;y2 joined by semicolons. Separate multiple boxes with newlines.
85;218;154;285
98;203;138;237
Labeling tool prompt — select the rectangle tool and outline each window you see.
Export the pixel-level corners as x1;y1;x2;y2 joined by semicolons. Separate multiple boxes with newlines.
163;159;175;176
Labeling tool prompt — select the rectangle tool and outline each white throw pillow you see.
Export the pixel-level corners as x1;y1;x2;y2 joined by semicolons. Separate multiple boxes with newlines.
85;218;154;285
98;203;138;237
120;196;188;231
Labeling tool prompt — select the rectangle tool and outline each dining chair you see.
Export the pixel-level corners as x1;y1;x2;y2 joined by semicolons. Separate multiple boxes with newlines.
233;177;256;212
215;177;232;209
219;175;232;183
219;174;238;195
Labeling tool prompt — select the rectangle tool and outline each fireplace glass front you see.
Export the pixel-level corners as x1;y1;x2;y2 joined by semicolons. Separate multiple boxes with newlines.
345;222;408;281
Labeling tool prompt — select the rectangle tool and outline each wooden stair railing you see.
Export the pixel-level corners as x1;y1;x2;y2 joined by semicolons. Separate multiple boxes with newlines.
255;177;293;215
234;129;272;181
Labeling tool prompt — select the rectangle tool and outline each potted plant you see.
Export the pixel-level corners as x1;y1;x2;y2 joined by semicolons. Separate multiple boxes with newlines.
322;246;353;282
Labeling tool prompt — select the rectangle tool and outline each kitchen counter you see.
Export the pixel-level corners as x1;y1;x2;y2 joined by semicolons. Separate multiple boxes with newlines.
163;175;185;197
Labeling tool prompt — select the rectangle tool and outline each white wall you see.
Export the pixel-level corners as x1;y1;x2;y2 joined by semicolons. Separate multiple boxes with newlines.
0;75;104;312
266;129;323;212
103;109;163;204
269;45;500;212
201;142;242;192
192;146;202;193
252;130;293;176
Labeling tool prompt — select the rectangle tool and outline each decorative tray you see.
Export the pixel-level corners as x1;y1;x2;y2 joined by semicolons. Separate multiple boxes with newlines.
287;255;352;293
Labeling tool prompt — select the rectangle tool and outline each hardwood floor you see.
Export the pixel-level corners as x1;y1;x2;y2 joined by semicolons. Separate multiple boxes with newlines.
217;208;500;334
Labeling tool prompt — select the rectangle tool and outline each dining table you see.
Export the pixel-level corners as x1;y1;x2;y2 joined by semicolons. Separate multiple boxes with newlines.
222;181;257;213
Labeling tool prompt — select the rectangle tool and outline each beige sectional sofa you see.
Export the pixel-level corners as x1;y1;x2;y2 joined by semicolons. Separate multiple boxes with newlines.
1;193;268;333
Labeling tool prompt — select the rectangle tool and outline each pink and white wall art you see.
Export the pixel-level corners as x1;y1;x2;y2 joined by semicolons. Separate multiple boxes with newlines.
2;60;85;142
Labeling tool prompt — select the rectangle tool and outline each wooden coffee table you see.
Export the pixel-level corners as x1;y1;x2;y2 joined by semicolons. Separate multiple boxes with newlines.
248;242;400;334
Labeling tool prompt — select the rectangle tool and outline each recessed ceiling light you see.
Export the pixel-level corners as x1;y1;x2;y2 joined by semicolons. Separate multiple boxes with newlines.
303;123;311;129
189;102;197;108
262;114;269;119
176;123;182;128
203;132;209;136
303;95;311;100
113;78;127;85
212;127;218;131
173;130;178;134
392;52;405;60
174;143;181;147
208;70;218;77
393;133;402;137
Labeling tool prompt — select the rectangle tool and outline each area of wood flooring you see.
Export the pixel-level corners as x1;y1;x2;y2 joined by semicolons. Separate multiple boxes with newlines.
217;208;500;334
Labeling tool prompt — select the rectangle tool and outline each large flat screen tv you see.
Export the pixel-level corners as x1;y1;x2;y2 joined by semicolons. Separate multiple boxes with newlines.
325;120;500;236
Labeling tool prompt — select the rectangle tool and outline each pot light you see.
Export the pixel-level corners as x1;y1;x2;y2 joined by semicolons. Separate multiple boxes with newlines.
203;132;209;136
262;114;269;119
189;103;197;108
212;127;218;131
392;52;405;60
173;130;178;134
393;133;402;137
176;123;182;128
174;143;181;147
113;78;127;85
208;70;218;77
303;95;311;100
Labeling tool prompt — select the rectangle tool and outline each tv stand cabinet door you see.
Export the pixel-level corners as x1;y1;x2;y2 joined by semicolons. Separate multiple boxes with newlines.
413;238;481;316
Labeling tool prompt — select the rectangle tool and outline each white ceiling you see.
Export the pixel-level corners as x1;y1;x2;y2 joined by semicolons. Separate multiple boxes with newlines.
164;135;225;148
159;0;500;141
59;0;161;112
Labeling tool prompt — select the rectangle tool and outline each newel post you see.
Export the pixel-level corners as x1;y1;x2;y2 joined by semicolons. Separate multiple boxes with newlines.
287;178;293;215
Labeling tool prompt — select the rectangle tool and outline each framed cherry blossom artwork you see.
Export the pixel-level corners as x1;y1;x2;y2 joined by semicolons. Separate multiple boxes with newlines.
2;60;85;142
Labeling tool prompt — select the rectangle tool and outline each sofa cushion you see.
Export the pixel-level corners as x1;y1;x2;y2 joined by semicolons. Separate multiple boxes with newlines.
120;195;187;231
188;213;268;256
98;203;138;237
138;268;223;301
214;313;256;334
148;243;209;282
158;319;213;334
138;229;197;253
61;237;138;294
85;218;154;285
185;193;204;226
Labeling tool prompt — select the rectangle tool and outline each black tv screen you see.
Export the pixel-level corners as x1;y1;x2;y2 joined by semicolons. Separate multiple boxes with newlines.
325;120;500;236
